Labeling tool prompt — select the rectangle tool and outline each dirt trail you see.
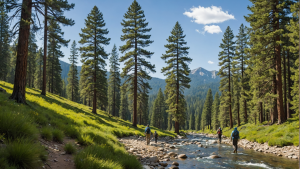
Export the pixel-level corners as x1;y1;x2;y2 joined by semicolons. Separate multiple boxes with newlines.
39;138;78;169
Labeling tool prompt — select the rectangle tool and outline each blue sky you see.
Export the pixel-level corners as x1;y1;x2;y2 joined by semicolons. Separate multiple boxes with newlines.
32;0;252;79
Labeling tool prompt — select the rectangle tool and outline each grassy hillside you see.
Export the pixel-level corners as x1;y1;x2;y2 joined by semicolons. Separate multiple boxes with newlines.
187;119;299;147
0;81;176;169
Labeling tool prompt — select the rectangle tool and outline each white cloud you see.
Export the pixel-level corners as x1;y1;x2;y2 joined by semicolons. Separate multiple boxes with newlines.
204;25;222;34
195;29;201;33
208;61;214;64
183;6;235;25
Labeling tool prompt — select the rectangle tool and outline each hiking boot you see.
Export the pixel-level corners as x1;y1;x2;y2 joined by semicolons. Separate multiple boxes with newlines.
233;150;236;153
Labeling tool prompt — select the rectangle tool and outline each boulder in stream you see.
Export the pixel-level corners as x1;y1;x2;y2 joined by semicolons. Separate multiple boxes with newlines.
210;155;221;159
178;154;187;158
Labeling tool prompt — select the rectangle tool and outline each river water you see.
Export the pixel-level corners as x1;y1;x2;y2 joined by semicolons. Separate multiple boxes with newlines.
166;134;298;169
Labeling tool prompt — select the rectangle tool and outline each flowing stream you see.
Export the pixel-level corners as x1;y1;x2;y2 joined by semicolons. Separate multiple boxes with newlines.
166;134;298;169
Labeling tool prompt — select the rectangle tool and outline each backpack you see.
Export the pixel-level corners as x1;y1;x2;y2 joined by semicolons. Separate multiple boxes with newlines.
233;130;239;139
154;132;158;137
217;129;222;135
146;127;150;134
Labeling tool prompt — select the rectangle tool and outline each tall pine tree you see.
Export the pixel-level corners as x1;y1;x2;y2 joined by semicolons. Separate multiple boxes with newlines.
218;26;235;129
79;6;110;113
201;89;213;130
0;4;10;81
161;22;192;134
119;0;155;127
108;44;121;116
211;92;220;130
67;40;79;102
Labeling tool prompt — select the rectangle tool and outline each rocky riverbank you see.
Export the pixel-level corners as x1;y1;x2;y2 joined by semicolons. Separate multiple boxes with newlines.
119;135;219;169
193;132;299;160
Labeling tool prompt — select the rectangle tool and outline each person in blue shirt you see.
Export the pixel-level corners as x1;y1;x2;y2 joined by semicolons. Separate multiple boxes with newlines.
230;127;240;153
144;124;151;145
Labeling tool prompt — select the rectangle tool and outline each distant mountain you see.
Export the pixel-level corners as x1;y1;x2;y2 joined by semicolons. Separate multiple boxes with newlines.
59;60;220;96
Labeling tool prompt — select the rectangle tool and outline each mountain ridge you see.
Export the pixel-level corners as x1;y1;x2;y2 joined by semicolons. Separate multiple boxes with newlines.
59;60;220;96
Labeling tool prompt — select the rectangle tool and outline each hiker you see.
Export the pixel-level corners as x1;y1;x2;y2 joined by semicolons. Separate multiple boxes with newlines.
154;131;158;143
217;127;222;143
144;124;151;145
230;127;240;153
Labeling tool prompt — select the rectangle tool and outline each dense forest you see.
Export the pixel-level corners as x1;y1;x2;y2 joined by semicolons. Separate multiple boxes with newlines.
0;0;300;135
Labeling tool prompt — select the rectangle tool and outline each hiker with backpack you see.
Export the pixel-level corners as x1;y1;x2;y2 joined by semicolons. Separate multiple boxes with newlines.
145;124;151;145
154;131;158;143
217;127;222;143
230;127;240;153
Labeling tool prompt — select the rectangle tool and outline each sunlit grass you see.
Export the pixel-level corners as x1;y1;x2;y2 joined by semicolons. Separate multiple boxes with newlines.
186;118;299;147
0;81;176;169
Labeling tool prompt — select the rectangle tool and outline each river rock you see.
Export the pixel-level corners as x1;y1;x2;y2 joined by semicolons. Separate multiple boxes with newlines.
158;167;165;169
149;156;159;162
158;148;164;151
210;155;221;159
178;154;187;158
172;162;179;166
169;165;179;169
198;145;203;147
160;162;168;167
168;152;177;157
169;145;176;149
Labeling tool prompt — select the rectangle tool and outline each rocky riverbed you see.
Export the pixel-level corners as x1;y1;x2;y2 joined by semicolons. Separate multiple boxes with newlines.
119;135;221;169
200;133;300;160
120;133;299;169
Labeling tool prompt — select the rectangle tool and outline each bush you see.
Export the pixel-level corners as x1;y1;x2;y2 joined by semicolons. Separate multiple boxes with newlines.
0;112;38;140
64;143;76;154
41;127;53;141
52;129;64;143
2;139;44;169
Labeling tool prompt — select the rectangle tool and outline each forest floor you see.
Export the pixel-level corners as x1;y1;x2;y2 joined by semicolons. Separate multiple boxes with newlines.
0;81;176;169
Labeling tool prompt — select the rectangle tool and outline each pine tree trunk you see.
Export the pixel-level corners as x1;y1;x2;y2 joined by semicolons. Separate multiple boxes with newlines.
237;101;240;126
228;55;233;129
113;80;115;116
259;102;263;123
287;49;291;118
92;34;97;114
9;0;32;103
133;25;137;127
274;1;285;124
283;51;287;118
51;44;54;93
271;74;278;124
41;4;47;96
175;41;180;134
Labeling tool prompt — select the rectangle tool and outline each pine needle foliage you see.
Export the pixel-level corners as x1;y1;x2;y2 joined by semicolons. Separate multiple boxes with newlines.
161;21;192;134
119;0;155;127
79;6;110;114
67;40;80;102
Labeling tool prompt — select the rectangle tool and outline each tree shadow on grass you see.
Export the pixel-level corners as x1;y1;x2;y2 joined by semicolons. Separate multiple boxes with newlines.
0;83;176;137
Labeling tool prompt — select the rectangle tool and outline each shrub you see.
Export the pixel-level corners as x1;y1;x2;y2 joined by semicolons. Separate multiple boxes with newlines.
52;129;64;143
41;127;53;141
0;112;38;140
2;139;43;169
64;143;76;154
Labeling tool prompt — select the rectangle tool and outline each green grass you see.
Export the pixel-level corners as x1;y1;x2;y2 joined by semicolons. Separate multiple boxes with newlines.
186;118;299;147
0;139;45;169
40;127;53;141
64;143;76;154
52;129;64;143
0;81;176;169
